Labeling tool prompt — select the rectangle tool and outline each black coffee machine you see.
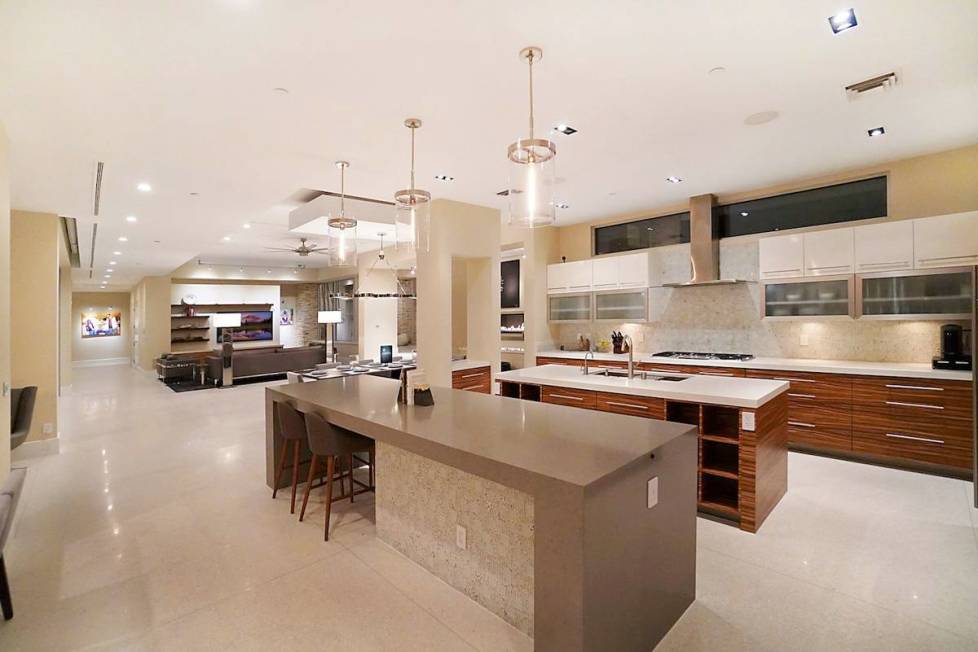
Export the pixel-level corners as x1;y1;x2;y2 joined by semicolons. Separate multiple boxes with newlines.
933;324;972;370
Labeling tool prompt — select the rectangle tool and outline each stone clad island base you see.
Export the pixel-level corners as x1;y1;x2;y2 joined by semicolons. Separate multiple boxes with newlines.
266;375;699;651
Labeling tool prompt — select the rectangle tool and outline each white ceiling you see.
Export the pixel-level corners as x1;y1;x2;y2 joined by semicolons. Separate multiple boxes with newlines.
1;0;976;292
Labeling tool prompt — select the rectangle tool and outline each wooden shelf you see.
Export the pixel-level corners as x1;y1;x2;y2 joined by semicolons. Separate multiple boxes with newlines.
700;467;739;480
698;499;740;518
699;473;739;515
701;434;739;445
171;337;209;343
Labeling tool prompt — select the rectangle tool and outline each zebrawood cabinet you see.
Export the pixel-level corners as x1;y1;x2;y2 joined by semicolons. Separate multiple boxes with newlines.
540;385;597;409
451;366;491;394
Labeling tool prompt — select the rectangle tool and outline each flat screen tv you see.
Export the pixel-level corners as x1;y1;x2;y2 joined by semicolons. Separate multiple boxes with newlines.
217;310;274;342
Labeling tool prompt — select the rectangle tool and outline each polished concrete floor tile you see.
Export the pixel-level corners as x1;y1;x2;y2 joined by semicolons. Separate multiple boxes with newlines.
1;365;976;651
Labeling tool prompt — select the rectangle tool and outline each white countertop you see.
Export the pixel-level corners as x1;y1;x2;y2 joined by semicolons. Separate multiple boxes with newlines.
451;359;491;373
536;350;972;381
495;364;789;409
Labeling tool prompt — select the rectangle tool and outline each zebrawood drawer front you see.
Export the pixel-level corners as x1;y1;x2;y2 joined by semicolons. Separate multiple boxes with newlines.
638;363;695;375
745;369;851;402
787;423;852;451
594;392;665;419
541;385;597;408
535;357;582;367
850;410;972;446
691;368;747;377
452;367;490;391
852;428;972;469
788;403;852;432
851;376;972;420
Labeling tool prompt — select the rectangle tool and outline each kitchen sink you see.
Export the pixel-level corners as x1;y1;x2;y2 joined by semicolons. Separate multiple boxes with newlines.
588;368;688;381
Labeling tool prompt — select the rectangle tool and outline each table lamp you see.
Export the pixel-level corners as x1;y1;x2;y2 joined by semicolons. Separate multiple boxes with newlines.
318;310;342;362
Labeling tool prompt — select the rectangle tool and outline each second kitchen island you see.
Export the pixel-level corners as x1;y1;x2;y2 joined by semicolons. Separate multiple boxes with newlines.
496;364;790;532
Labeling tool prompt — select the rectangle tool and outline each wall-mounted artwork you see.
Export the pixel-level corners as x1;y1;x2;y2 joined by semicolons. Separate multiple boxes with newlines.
81;309;122;338
280;298;295;326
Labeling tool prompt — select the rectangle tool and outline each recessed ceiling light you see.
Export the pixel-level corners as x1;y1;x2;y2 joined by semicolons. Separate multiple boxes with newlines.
118;236;128;242
113;251;122;255
434;174;454;182
867;126;885;137
708;66;727;76
126;216;137;222
744;110;779;126
740;211;750;217
223;236;231;241
828;8;857;33
666;176;683;184
555;202;569;209
272;87;290;95
553;124;577;135
103;275;110;279
109;261;117;265
242;223;251;229
136;182;152;192
189;192;199;196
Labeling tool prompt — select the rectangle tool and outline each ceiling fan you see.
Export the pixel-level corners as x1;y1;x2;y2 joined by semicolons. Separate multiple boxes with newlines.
264;237;328;257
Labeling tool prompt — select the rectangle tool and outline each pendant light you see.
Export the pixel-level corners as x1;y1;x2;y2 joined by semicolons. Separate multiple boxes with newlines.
507;46;556;228
328;160;358;266
394;118;431;252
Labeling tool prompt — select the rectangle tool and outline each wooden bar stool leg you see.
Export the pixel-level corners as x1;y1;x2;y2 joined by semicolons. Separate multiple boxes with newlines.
272;437;288;499
290;440;300;514
299;454;318;522
350;454;356;503
324;455;335;541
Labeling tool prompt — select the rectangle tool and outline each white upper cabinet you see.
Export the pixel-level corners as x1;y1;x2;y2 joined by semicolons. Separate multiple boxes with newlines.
564;260;593;291
590;257;619;289
803;228;854;276
547;263;568;291
913;211;978;269
617;252;650;287
758;234;804;280
853;221;914;273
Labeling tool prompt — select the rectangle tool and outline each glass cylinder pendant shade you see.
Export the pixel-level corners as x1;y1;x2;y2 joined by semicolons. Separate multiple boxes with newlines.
394;189;431;253
328;215;357;266
507;137;557;227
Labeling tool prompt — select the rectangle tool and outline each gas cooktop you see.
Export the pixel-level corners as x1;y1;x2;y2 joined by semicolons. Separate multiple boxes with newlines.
652;351;755;361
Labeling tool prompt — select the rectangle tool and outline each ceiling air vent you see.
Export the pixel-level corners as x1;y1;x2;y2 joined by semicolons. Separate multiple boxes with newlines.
845;72;899;101
92;161;105;216
496;189;523;196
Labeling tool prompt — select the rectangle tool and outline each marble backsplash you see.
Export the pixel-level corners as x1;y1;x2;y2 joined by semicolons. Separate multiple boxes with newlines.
554;240;966;363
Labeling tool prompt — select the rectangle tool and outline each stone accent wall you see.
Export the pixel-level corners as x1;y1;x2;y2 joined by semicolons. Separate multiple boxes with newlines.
397;277;417;348
375;442;534;636
295;283;321;345
554;239;959;363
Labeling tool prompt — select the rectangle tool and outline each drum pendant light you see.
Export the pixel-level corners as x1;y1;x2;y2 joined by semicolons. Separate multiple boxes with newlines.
328;161;358;266
394;118;431;252
507;46;556;228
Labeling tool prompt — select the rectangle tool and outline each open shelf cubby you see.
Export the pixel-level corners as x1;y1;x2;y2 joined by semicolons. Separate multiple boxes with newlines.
701;440;739;478
499;382;521;399
665;401;701;427
701;405;740;440
699;474;739;514
519;384;541;402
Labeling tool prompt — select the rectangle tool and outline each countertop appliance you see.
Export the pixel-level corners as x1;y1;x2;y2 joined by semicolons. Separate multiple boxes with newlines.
652;351;755;361
933;323;972;370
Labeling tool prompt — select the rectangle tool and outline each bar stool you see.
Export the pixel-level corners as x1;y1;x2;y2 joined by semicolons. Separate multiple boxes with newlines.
298;412;375;541
272;402;307;514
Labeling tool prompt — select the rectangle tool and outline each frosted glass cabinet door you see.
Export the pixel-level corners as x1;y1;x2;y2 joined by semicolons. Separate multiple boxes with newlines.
763;278;852;318
859;270;973;319
594;290;648;322
548;294;592;322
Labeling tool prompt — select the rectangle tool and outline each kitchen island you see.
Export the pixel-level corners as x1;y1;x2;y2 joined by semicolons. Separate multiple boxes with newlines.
496;364;791;532
266;375;699;652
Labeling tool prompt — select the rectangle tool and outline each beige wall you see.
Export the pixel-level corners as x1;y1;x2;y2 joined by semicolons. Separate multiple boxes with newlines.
554;144;978;262
0;124;11;475
11;210;60;443
132;276;171;371
59;264;72;387
72;292;132;363
417;199;501;386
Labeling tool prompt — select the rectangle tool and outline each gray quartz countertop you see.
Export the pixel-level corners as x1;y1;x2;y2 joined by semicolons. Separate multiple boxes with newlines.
268;375;695;488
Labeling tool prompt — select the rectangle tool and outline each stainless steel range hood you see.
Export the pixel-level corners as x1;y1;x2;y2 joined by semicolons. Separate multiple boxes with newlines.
663;193;749;287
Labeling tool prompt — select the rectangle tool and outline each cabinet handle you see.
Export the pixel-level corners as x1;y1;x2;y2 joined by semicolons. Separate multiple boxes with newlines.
858;261;910;268
765;268;803;274
917;255;976;263
460;372;485;379
788;393;816;399
885;400;943;410
884;384;943;392
788;421;816;428
606;401;648;410
807;264;851;271
773;377;815;383
699;371;734;376
460;384;485;391
885;432;944;445
550;393;584;401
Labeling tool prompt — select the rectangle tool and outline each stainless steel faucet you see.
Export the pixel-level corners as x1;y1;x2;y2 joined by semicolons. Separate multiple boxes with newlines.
624;335;635;378
582;351;594;375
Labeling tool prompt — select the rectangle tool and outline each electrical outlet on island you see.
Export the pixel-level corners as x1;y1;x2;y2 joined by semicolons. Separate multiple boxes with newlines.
456;524;467;550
